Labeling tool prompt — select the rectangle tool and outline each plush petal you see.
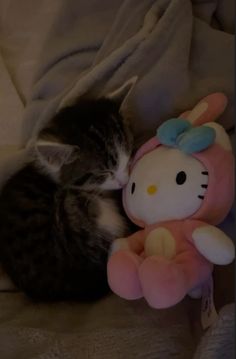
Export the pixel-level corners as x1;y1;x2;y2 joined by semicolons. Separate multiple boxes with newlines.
145;227;176;259
139;256;188;309
107;251;143;300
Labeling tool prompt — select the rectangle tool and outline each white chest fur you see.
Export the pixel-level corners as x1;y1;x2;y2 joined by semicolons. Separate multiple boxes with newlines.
97;198;126;237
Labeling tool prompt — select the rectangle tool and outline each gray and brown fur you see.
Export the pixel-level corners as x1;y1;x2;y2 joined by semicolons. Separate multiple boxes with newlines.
0;96;133;301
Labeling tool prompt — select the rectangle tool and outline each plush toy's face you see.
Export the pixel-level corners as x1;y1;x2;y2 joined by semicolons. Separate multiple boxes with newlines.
125;146;209;225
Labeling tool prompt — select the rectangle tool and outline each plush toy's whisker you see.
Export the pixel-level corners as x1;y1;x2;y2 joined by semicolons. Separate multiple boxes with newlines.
198;195;204;200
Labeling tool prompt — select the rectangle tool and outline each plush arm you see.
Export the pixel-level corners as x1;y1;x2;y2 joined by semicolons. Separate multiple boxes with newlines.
183;220;235;265
192;224;235;265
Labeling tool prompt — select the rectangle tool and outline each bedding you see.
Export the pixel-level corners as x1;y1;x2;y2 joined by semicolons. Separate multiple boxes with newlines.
0;0;234;358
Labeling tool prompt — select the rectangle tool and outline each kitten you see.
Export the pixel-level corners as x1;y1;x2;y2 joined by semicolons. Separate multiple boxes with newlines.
0;92;134;301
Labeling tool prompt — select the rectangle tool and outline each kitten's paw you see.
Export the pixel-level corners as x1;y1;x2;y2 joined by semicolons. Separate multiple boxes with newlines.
145;227;176;259
109;238;130;256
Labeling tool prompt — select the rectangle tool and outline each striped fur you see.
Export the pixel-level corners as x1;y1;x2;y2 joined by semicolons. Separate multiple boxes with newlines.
0;98;133;301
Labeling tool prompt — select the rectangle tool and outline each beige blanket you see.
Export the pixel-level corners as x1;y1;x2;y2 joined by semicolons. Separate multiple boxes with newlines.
0;0;234;358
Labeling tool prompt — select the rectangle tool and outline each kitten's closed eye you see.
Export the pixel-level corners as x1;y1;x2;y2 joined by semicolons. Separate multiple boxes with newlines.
36;92;133;191
73;173;94;186
100;168;129;190
72;167;129;191
76;150;131;191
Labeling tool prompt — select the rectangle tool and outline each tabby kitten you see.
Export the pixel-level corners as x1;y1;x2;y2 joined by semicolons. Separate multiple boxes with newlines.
0;89;134;301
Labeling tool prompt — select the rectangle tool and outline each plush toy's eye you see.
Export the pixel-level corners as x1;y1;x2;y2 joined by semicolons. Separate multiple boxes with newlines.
176;171;187;185
131;182;136;194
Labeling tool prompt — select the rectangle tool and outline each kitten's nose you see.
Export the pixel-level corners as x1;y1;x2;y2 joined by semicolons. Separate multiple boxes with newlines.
116;172;129;187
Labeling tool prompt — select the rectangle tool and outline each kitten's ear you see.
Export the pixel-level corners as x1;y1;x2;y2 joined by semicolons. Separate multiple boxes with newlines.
35;140;78;172
106;76;138;111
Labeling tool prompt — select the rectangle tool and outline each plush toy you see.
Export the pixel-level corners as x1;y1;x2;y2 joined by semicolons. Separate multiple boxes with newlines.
107;93;235;309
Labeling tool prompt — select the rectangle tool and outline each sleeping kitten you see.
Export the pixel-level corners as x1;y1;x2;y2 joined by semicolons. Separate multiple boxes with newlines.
0;94;133;301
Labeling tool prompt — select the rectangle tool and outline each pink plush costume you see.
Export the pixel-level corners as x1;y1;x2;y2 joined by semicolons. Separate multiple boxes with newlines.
107;93;235;309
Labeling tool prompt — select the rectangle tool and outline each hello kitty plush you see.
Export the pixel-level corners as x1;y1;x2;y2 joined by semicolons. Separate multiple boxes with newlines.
107;93;235;309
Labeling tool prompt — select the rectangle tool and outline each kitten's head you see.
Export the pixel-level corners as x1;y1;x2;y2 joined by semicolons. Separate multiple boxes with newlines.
34;80;136;190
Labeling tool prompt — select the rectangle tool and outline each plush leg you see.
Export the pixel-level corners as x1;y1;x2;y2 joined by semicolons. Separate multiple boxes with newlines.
139;252;212;309
107;251;143;300
139;256;188;308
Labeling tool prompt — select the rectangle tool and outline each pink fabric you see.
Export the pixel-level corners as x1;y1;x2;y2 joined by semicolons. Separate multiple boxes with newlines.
193;145;234;224
179;93;228;125
123;93;234;227
108;93;234;309
108;220;213;308
130;137;160;170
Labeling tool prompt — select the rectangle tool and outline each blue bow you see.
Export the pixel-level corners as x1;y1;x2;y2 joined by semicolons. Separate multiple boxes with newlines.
156;118;216;154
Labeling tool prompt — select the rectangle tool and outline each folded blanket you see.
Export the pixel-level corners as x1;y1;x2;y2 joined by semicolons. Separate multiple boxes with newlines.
1;0;234;148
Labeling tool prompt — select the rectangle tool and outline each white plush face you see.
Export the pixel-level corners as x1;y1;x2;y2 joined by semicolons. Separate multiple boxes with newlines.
125;147;208;225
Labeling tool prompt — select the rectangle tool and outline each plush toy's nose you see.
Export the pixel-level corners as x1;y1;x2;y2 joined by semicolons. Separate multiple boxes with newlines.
147;185;157;195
